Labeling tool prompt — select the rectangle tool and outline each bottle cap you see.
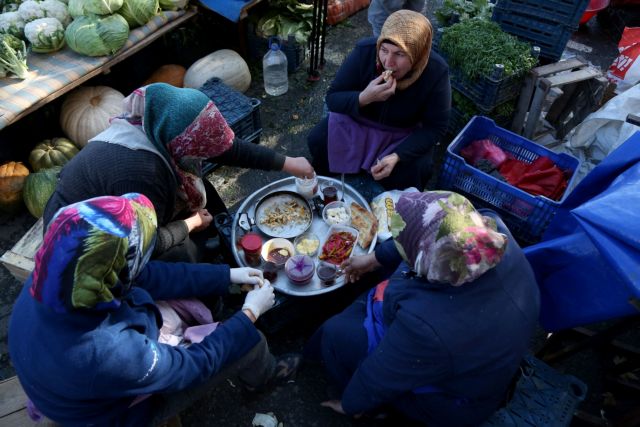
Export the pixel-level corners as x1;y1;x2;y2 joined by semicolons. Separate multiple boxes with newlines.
240;233;262;252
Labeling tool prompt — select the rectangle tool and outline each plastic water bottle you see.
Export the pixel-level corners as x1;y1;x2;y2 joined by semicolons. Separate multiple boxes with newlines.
263;37;288;96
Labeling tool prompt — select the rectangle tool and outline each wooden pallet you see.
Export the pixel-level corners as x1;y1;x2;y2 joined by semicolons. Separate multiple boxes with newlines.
0;219;42;283
511;57;608;139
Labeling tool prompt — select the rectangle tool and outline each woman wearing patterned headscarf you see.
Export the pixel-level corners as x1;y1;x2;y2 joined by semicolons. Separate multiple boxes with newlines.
307;191;540;425
10;194;298;426
44;83;314;263
307;10;451;191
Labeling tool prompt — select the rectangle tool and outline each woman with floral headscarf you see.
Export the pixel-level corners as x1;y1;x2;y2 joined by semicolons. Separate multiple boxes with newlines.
9;194;298;426
307;10;450;190
307;191;540;425
43;83;314;263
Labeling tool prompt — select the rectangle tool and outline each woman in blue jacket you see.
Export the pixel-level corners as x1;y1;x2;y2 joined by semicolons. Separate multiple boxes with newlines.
9;194;297;426
307;10;450;191
308;191;540;425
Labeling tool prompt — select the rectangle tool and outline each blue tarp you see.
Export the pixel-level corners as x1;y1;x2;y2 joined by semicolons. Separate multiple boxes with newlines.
524;131;640;331
198;0;252;22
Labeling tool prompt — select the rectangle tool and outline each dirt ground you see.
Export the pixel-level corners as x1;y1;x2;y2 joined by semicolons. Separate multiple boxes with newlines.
1;3;638;426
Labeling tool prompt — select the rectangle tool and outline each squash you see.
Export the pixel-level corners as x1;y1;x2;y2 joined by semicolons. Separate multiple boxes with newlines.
23;167;61;219
184;49;251;92
29;138;79;172
60;86;125;148
0;161;29;213
143;64;187;87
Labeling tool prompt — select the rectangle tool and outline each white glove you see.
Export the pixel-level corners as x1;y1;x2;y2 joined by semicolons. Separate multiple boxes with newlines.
230;267;264;286
242;280;275;319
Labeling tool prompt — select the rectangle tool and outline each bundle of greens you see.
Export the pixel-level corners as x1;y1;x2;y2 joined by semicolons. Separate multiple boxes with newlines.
440;20;537;81
255;0;313;44
0;32;28;78
434;0;494;27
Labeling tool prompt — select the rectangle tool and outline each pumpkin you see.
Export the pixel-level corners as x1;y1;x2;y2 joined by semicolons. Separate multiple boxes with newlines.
184;49;251;92
29;138;79;172
143;64;187;87
23;167;61;219
0;161;30;213
60;86;125;148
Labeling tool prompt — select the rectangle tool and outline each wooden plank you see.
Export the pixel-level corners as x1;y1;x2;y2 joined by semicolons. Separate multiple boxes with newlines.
0;377;28;417
545;67;601;88
2;410;58;426
0;251;34;283
1;218;43;282
530;57;586;77
4;8;197;128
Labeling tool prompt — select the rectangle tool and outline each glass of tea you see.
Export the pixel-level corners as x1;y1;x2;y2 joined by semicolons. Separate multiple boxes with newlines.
320;181;338;204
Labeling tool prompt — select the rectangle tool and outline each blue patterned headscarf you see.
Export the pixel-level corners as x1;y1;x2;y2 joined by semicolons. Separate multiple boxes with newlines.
30;194;157;313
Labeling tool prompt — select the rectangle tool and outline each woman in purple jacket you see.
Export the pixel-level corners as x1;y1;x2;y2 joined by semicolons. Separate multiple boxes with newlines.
308;191;540;426
9;194;298;426
307;10;450;190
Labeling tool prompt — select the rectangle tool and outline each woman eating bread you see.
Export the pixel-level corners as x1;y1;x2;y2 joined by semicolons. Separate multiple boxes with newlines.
307;10;451;191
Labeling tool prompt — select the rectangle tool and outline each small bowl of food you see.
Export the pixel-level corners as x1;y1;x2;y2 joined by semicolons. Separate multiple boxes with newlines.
285;254;315;286
322;201;351;226
318;224;359;266
261;238;294;269
294;232;320;257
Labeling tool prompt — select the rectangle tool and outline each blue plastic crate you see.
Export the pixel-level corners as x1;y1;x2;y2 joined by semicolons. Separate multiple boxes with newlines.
438;116;580;245
494;0;589;26
434;29;528;111
492;8;576;61
482;355;587;427
198;77;262;142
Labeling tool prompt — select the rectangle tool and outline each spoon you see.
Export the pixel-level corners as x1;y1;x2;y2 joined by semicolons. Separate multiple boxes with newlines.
340;173;345;202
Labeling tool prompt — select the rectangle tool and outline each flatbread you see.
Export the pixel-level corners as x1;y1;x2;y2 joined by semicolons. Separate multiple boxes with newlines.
350;202;378;249
382;69;393;82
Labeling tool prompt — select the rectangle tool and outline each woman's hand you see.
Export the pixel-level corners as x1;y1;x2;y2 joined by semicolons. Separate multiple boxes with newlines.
341;252;381;283
370;153;400;181
230;267;264;286
184;209;213;233
242;280;275;320
358;75;397;107
283;156;315;178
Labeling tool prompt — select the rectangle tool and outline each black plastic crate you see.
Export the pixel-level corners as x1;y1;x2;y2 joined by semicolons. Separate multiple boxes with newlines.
198;77;262;142
492;8;576;61
434;29;528;111
247;24;306;74
494;0;589;26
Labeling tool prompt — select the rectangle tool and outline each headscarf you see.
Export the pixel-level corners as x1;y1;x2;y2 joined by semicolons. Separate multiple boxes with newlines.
29;194;157;313
376;10;432;91
390;191;507;286
119;83;235;211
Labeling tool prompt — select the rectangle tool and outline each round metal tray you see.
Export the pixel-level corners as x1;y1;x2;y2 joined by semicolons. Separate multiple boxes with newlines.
231;176;376;296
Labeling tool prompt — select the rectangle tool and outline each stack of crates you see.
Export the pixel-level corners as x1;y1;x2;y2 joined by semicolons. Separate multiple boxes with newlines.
439;116;580;245
433;28;526;136
198;77;262;174
492;0;590;61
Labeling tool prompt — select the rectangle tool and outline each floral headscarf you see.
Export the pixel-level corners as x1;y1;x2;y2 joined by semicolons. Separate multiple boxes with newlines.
390;191;507;286
30;194;157;313
376;10;432;90
119;83;235;211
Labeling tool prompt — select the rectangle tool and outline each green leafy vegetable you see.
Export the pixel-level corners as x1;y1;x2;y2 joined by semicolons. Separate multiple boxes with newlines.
0;32;28;78
118;0;159;28
65;13;129;57
435;0;494;27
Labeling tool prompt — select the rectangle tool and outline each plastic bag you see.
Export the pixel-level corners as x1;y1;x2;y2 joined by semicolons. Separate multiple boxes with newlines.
607;27;640;93
370;188;418;241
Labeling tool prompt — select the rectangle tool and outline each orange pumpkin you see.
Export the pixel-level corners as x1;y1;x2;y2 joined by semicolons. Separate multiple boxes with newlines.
0;161;30;213
143;64;187;88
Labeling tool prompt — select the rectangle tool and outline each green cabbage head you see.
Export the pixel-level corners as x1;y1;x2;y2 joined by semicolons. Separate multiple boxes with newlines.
118;0;158;28
84;0;124;15
158;0;187;11
65;14;129;56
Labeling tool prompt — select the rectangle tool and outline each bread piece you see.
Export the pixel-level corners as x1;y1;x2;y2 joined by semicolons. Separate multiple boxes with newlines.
350;202;378;249
382;69;393;82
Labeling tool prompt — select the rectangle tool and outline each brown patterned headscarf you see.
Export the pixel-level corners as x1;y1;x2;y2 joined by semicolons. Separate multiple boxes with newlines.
376;10;433;91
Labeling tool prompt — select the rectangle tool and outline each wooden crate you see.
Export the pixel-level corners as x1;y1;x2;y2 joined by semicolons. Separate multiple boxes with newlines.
1;219;43;283
0;376;57;426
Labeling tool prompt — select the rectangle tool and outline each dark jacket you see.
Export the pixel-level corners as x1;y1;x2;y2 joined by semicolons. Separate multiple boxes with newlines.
43;139;285;256
341;212;540;425
9;261;259;426
326;37;451;162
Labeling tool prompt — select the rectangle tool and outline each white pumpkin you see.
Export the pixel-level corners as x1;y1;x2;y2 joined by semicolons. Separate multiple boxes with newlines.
184;49;251;93
60;86;125;147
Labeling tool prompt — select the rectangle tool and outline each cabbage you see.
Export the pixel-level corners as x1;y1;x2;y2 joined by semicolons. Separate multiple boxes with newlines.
65;14;129;57
84;0;123;15
118;0;158;28
158;0;187;11
67;0;85;18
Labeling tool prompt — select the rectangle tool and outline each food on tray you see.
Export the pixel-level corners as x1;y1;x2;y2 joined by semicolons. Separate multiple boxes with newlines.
296;237;320;256
263;262;278;282
259;199;310;231
319;230;357;265
350;202;378;249
317;261;338;285
267;247;291;265
325;206;350;225
285;255;315;285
